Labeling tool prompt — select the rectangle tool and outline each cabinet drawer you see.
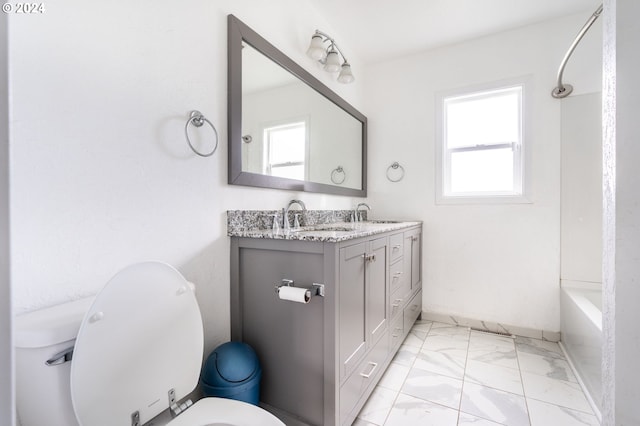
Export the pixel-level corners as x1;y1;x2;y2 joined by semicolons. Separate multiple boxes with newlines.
390;293;404;319
390;270;410;320
389;313;404;352
389;233;403;263
390;281;410;319
403;289;423;333
339;331;390;425
389;258;404;295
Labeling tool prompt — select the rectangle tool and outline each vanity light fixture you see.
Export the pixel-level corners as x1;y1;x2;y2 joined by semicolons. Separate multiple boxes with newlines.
306;30;355;84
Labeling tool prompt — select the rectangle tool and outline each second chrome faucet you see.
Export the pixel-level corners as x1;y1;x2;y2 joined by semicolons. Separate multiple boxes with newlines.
354;202;371;222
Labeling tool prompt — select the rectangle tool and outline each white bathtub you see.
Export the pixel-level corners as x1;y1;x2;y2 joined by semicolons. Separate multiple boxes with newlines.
561;285;602;416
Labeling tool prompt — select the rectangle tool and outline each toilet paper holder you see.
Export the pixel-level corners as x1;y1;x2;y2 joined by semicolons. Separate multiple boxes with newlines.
275;279;325;298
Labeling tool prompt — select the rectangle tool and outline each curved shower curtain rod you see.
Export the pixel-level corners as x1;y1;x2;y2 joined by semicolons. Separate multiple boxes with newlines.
552;3;603;99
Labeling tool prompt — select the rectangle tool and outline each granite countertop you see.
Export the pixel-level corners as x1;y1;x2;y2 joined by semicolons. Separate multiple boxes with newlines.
228;221;422;243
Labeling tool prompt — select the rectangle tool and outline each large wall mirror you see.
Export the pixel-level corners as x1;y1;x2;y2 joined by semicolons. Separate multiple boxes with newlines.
228;15;367;196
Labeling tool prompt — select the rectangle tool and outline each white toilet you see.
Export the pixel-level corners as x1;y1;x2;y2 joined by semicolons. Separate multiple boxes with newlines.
14;261;284;426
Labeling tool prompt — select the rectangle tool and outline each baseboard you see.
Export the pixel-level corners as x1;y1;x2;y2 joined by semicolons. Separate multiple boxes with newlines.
421;310;561;342
558;341;602;423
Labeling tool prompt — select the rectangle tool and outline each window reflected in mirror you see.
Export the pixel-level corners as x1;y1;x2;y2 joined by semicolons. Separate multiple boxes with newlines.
265;120;307;180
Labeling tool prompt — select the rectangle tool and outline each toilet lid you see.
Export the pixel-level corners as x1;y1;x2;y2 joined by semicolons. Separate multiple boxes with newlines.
70;262;204;426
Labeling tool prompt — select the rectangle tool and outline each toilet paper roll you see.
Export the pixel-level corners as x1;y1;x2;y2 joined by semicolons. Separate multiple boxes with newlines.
278;286;311;304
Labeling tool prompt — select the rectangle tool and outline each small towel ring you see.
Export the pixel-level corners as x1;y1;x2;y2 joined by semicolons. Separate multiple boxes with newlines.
184;110;218;157
331;166;346;184
386;162;405;182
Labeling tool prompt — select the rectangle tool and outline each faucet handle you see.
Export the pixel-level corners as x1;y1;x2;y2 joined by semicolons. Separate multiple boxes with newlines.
271;214;281;235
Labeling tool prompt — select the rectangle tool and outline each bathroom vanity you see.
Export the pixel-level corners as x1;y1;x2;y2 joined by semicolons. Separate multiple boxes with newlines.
229;216;422;426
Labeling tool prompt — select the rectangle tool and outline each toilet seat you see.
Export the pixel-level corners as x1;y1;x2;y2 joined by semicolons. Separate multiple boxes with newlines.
166;398;283;426
69;262;283;426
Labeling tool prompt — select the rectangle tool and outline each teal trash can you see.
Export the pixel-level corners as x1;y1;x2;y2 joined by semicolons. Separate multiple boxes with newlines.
200;341;262;406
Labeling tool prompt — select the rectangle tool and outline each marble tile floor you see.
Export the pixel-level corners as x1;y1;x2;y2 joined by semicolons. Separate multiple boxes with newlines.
354;320;599;426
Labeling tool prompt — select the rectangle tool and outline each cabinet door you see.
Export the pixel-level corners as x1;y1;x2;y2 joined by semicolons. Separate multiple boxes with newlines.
405;229;421;290
366;237;388;346
339;242;367;379
410;231;421;289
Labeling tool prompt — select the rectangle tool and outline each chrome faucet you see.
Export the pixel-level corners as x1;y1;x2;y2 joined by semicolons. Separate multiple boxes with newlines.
284;199;306;230
355;203;371;222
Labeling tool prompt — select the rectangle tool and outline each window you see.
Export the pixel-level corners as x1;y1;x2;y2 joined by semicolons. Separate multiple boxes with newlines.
436;80;529;203
264;121;308;181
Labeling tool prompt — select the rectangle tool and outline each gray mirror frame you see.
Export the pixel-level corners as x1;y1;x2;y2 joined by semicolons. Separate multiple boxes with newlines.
228;14;367;197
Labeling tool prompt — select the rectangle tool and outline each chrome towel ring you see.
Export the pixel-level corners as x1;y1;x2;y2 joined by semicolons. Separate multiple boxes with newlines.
386;162;405;182
185;110;218;157
331;166;346;184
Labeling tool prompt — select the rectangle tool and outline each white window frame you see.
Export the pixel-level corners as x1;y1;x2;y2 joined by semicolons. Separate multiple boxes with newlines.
435;77;532;205
261;117;310;181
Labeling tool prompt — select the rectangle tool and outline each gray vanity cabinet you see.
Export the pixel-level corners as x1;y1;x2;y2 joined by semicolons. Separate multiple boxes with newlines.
230;224;421;426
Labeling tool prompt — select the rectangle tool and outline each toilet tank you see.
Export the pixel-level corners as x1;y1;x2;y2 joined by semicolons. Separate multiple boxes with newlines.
14;297;94;426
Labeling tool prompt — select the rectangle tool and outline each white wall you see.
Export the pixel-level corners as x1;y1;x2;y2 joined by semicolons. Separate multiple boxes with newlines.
364;14;602;332
8;0;366;357
561;93;602;285
1;11;15;426
602;1;640;424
